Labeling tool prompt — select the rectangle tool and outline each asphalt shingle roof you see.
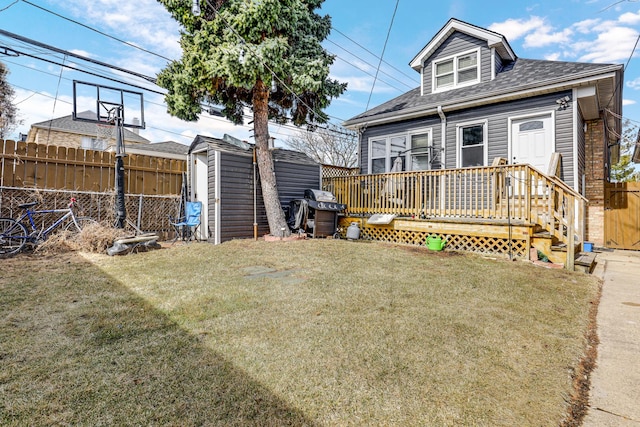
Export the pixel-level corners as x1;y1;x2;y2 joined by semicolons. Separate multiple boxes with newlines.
190;135;318;165
344;58;621;126
126;141;189;156
31;111;150;144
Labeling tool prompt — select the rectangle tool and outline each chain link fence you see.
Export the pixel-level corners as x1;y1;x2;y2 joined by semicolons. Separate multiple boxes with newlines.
0;186;180;240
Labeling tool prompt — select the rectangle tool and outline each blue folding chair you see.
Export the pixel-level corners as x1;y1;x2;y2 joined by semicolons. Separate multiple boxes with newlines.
169;201;202;242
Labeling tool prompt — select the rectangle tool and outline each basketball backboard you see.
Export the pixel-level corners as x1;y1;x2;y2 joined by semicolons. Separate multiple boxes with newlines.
72;80;145;129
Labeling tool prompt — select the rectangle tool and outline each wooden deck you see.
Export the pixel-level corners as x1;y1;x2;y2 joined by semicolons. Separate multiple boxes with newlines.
324;164;587;269
338;215;533;259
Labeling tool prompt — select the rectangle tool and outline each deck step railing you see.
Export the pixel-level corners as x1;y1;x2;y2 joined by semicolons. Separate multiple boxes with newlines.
323;164;586;269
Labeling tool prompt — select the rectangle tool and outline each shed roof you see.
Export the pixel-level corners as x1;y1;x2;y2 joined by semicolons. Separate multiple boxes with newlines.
189;135;318;165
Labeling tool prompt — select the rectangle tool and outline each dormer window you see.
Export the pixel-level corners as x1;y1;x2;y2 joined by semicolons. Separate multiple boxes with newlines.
433;49;479;92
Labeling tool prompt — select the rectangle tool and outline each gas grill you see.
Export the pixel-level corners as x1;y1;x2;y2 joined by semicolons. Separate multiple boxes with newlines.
287;189;346;238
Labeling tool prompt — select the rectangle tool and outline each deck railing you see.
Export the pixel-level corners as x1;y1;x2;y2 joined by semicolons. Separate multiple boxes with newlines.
323;164;586;268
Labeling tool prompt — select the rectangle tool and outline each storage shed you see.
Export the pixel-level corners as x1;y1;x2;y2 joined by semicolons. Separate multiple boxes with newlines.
188;134;321;243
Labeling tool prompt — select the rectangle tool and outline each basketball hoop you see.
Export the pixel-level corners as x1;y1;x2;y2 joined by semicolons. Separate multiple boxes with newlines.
96;123;116;147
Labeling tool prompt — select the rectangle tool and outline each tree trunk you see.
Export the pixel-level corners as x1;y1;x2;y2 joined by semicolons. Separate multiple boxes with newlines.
253;79;290;237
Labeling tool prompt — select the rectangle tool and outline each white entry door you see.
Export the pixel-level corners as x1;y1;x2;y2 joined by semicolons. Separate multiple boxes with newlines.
511;114;553;170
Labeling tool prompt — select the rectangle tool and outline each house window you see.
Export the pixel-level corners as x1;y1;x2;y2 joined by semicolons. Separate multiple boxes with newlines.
369;130;433;173
370;138;387;174
81;137;108;151
368;135;407;173
435;60;455;90
458;122;486;167
409;132;431;170
434;49;479;91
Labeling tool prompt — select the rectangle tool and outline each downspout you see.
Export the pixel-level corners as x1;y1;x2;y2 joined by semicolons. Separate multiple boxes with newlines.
253;146;258;240
437;105;447;169
437;105;447;212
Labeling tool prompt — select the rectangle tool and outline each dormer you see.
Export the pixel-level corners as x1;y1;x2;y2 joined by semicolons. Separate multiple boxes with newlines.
409;19;516;96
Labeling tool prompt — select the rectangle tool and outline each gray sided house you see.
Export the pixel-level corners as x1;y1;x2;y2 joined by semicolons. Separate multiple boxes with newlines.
188;135;321;243
343;18;623;246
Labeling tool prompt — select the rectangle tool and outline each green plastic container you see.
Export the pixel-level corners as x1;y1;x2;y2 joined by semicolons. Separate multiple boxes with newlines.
426;235;446;251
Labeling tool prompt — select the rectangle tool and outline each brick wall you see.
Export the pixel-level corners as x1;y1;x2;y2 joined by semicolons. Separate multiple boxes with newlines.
26;129;84;148
584;119;606;246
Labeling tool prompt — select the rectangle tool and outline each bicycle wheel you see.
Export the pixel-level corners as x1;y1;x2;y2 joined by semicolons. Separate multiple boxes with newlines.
0;218;28;257
65;217;98;233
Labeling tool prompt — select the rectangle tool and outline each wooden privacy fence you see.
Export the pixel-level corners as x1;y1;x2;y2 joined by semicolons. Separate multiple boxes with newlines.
605;181;640;250
1;139;186;195
0;187;180;238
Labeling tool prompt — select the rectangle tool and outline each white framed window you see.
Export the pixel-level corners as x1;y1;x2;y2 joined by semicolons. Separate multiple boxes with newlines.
433;49;479;92
408;130;432;171
368;129;433;173
457;120;487;168
81;137;108;151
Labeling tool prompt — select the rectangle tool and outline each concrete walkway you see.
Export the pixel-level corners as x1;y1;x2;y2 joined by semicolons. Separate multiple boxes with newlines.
582;250;640;426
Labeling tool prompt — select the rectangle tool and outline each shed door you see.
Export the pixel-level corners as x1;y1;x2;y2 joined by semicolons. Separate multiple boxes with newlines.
193;152;208;240
511;114;553;170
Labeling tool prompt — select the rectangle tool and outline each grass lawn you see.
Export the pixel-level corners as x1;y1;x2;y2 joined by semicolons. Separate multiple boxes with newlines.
0;239;599;426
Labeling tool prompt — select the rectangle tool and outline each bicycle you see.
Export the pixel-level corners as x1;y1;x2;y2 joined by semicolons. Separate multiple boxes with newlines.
0;197;97;257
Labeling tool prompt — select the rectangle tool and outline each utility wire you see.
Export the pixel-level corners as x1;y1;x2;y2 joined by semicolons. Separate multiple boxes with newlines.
326;49;406;93
19;0;174;62
365;0;399;111
329;28;418;84
3;5;354;138
198;0;348;124
0;0;18;12
0;45;165;95
325;39;413;90
0;28;157;83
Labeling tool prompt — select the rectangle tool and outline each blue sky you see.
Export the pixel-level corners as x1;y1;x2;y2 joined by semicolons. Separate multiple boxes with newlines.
1;0;640;148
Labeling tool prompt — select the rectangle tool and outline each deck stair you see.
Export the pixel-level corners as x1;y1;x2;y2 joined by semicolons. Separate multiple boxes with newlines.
532;229;596;272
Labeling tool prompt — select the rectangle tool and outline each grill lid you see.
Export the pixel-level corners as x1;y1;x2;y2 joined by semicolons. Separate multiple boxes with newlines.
304;189;337;202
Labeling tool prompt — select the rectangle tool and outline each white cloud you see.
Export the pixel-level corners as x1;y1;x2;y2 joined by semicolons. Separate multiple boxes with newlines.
572;18;601;34
488;16;546;41
576;25;639;62
523;25;573;48
489;16;573;49
627;77;640;90
62;0;182;59
623;99;636;106
619;10;640;24
490;10;640;64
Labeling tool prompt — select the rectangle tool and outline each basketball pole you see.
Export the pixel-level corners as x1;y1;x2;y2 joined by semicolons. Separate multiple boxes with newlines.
114;106;126;229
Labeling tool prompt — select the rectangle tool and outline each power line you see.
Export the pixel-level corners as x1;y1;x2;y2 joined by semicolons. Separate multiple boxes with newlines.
0;0;18;12
0;28;157;83
325;39;413;90
2;9;355;138
19;0;174;62
0;44;165;95
329;28;418;84
366;0;399;112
